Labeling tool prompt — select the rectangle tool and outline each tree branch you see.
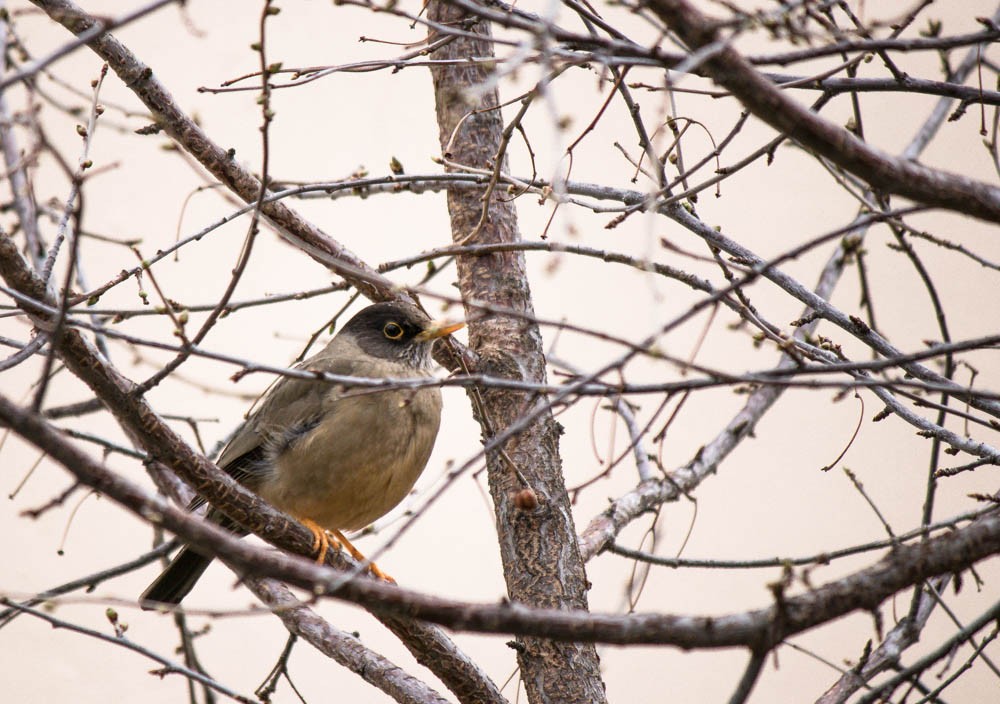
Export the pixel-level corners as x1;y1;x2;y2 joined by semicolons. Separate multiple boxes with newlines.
428;1;606;701
3;390;998;652
643;0;1000;224
244;577;451;704
0;233;503;704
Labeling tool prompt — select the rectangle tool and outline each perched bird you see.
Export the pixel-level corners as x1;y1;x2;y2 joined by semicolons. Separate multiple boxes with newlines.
140;301;463;608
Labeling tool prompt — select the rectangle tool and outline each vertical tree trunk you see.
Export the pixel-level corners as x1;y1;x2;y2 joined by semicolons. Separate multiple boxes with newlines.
427;4;607;703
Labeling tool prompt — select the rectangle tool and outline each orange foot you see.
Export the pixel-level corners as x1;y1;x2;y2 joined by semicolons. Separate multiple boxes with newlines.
301;518;342;564
332;529;396;583
299;519;394;583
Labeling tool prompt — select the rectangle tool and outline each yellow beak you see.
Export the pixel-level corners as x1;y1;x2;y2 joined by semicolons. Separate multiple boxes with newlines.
415;319;465;342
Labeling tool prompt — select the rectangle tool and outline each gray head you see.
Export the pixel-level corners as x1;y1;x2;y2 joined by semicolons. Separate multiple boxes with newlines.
338;301;463;369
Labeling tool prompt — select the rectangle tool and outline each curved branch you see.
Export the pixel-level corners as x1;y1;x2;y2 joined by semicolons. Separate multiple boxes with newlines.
644;0;1000;224
245;578;452;704
3;599;255;702
27;0;474;373
0;236;504;704
3;390;998;652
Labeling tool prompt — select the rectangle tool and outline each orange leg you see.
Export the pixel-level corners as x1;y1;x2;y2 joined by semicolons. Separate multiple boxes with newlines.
300;519;394;582
301;518;342;564
332;529;396;584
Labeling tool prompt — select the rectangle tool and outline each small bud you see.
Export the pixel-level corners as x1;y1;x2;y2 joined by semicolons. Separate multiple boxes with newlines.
513;488;538;510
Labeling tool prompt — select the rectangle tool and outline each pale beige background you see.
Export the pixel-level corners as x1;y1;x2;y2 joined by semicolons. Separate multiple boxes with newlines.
2;1;999;702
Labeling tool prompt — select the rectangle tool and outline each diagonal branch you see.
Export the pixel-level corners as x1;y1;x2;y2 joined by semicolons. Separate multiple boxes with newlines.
0;234;503;704
29;0;388;294
244;577;451;704
3;389;998;651
643;0;1000;224
26;0;471;381
2;599;256;703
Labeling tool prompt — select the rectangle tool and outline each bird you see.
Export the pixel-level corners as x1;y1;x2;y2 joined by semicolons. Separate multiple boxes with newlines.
140;301;463;608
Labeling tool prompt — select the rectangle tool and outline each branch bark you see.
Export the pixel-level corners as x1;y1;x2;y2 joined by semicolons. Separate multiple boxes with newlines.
0;224;503;704
426;4;607;702
25;0;467;379
644;0;1000;224
4;389;998;651
245;577;452;704
17;4;502;701
30;0;393;297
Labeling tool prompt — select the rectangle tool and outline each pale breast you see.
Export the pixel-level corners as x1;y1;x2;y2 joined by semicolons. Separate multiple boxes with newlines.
258;378;442;532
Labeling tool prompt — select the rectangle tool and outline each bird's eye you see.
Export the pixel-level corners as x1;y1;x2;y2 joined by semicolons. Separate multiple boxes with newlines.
383;321;404;340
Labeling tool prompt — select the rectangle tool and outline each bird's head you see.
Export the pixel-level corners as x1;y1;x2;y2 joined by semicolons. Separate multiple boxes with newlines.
340;301;464;369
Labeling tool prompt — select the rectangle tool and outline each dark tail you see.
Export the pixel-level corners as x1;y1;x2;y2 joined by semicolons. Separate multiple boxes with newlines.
139;546;213;609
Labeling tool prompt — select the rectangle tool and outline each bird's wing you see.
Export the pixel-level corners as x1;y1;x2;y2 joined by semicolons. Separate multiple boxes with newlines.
213;352;363;482
186;362;328;510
